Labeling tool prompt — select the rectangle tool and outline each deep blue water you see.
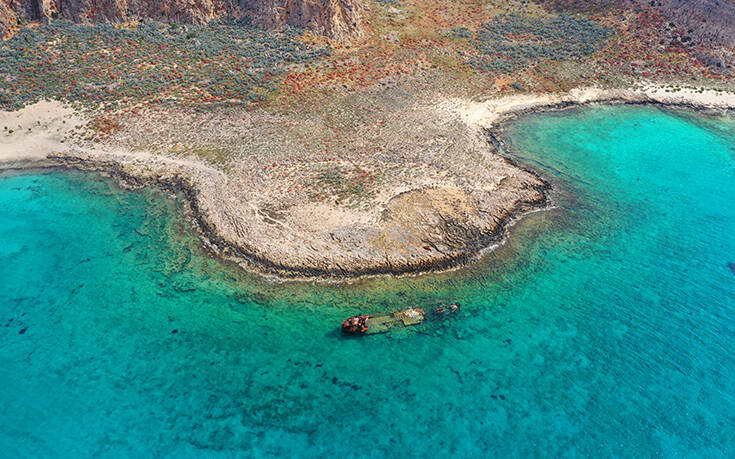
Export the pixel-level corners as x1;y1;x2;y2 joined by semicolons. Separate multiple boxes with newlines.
1;105;735;456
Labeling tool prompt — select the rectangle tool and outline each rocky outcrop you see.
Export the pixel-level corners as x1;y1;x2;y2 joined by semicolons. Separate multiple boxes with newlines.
0;0;362;39
1;1;17;39
50;0;212;24
244;0;362;39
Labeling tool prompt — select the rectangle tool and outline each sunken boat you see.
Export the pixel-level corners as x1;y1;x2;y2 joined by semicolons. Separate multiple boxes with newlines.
341;304;460;335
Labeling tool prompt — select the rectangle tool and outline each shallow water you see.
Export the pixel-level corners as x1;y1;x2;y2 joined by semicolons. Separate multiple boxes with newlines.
2;105;735;456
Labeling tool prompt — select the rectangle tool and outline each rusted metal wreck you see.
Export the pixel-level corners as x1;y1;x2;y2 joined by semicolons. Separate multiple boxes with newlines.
341;303;460;335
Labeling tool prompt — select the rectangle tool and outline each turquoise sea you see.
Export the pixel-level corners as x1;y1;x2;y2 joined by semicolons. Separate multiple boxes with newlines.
2;105;735;456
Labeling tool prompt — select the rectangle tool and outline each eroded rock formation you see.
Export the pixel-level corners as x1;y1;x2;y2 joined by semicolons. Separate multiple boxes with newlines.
0;0;362;39
244;0;362;39
1;2;16;38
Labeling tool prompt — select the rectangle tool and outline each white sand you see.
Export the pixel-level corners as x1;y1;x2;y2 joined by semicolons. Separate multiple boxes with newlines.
0;100;82;162
4;86;733;164
452;85;735;130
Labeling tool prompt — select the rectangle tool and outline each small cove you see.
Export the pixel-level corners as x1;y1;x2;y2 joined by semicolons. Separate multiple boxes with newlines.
2;104;735;456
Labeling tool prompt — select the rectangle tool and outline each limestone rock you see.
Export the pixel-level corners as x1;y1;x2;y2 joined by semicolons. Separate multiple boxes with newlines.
244;0;363;39
1;1;18;39
0;0;363;38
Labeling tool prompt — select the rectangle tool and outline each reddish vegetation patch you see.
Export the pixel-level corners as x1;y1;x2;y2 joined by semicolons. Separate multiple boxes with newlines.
2;0;731;135
88;113;123;140
280;55;414;100
594;8;714;79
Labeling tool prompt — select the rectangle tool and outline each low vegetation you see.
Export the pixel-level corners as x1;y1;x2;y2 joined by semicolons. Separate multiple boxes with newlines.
0;0;728;143
0;19;329;111
309;165;377;206
469;13;611;74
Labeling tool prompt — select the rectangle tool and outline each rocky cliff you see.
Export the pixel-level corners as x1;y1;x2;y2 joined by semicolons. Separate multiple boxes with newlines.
246;0;361;39
0;0;362;39
1;1;16;38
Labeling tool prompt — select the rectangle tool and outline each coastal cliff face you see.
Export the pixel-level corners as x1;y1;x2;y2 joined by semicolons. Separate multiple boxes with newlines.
246;0;362;39
57;0;226;24
0;2;14;38
0;0;362;38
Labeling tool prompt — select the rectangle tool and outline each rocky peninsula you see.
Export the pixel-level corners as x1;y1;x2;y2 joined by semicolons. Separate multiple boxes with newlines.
3;86;734;280
2;0;735;280
2;92;550;279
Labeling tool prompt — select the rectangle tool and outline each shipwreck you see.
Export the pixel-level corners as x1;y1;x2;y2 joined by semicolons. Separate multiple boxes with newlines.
341;304;460;335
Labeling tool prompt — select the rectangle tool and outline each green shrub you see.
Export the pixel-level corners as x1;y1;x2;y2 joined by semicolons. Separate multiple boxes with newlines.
469;13;610;75
0;19;330;111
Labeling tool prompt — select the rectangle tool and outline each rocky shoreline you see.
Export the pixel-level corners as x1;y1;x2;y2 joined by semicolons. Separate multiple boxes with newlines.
20;151;551;281
483;98;735;169
2;87;735;282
